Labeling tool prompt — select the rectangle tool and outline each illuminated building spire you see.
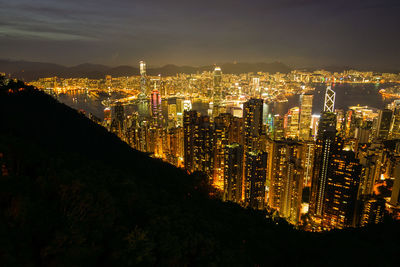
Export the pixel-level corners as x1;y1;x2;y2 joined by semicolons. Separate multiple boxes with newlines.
139;60;147;100
140;60;146;76
324;85;335;112
137;60;149;119
213;66;222;104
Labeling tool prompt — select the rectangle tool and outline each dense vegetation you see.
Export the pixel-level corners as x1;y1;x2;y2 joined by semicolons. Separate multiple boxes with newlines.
0;77;399;266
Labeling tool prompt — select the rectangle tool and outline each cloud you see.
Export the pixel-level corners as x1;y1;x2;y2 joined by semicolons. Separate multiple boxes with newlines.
0;0;399;67
0;26;95;41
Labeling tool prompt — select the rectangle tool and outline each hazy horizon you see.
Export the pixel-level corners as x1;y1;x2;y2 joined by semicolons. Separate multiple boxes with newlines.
2;58;400;73
1;0;399;69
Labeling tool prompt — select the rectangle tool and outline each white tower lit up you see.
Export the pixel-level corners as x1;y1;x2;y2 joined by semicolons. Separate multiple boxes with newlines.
324;85;336;112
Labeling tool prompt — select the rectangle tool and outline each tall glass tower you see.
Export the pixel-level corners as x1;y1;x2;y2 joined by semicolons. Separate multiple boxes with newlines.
324;85;336;113
213;66;222;103
299;94;313;140
138;61;149;118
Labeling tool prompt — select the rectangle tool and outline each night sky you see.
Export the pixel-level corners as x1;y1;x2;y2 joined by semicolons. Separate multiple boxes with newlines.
1;0;399;68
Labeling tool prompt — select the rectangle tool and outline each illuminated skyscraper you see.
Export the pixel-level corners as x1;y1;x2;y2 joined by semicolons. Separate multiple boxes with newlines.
150;87;162;126
285;106;300;139
376;109;393;140
193;115;214;178
229;117;243;145
138;61;150;118
124;113;139;149
267;140;303;218
311;114;320;138
183;110;200;172
223;143;243;203
244;150;268;210
148;127;163;157
358;143;384;197
301;141;315;187
267;140;288;210
168;104;177;126
299;94;313;140
213;66;222;103
136;120;151;152
273;115;285;140
344;109;359;138
322;150;361;229
324;85;335;112
310;128;342;219
139;60;147;99
281;150;304;225
243;99;263;154
183;110;215;177
165;127;184;167
111;102;125;135
175;98;184;127
317;112;336;139
389;100;400;139
213;113;232;190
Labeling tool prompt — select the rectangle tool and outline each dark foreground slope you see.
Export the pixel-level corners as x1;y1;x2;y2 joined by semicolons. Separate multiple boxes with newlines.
0;78;399;266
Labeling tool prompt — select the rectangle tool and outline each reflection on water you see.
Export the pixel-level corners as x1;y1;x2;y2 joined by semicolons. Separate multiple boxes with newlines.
268;83;394;116
56;91;128;119
55;83;396;119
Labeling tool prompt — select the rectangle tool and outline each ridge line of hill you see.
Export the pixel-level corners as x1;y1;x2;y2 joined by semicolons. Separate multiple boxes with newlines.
0;59;291;81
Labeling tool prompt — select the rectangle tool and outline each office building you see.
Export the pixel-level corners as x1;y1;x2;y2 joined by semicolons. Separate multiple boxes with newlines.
299;94;313;140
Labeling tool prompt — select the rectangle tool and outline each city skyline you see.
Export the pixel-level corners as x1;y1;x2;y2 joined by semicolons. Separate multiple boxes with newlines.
24;60;400;231
1;0;400;264
2;71;399;265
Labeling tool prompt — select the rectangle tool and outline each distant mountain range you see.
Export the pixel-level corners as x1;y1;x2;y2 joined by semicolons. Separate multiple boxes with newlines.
2;59;398;81
0;59;292;81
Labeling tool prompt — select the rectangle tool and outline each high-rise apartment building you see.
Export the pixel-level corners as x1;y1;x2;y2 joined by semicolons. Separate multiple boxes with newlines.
183;110;200;172
267;140;304;224
322;150;361;229
213;113;232;190
243;99;263;153
193;115;214;178
244;150;268;210
223;143;244;203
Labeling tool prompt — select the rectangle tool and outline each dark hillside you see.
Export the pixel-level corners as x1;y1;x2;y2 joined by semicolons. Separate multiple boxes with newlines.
0;77;399;266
